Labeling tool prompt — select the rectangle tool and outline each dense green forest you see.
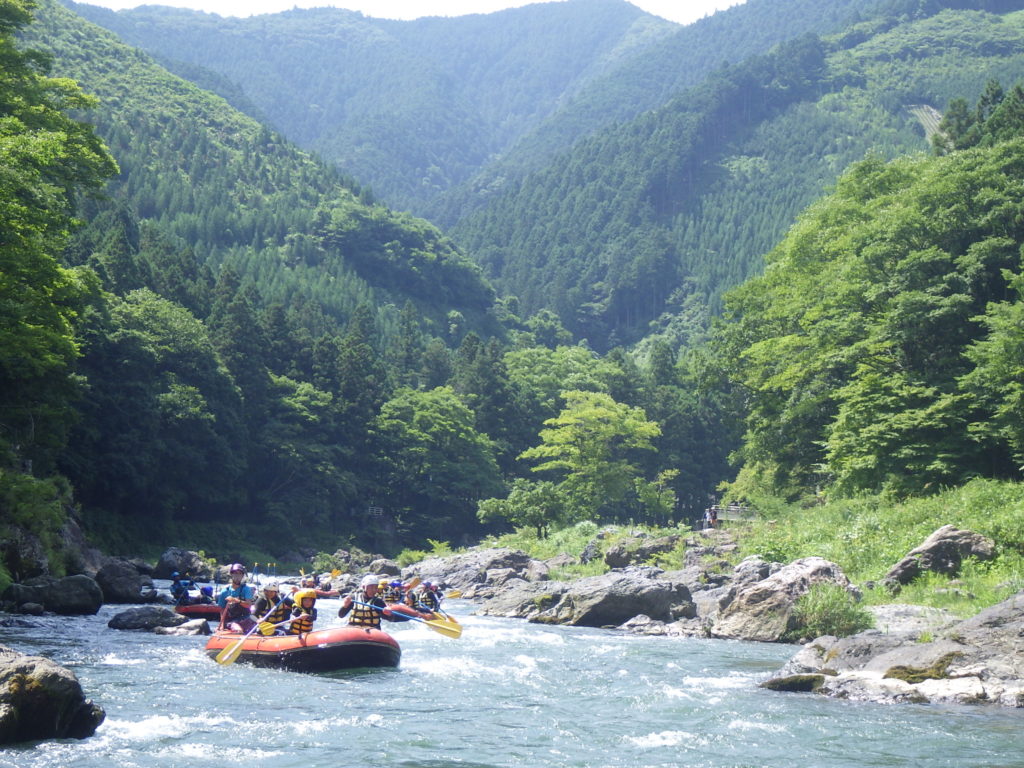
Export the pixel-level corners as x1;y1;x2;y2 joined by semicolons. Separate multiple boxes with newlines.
66;0;677;214
453;0;1024;349
4;0;1024;590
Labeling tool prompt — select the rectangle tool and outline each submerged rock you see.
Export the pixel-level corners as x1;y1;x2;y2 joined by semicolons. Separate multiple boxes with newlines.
0;644;104;743
154;618;211;636
762;591;1024;707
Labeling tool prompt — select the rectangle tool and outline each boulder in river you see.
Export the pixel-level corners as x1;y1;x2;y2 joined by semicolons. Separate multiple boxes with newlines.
95;559;155;604
761;590;1024;707
478;567;695;627
402;548;540;593
883;525;995;587
154;618;211;636
711;557;855;642
153;547;213;580
0;644;104;743
2;574;103;615
107;605;189;631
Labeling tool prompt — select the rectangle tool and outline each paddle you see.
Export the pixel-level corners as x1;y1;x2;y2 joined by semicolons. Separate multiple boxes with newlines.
353;601;462;639
215;593;287;665
445;590;463;599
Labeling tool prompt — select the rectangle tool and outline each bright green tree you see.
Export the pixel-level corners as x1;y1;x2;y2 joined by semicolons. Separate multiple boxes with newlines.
519;390;660;521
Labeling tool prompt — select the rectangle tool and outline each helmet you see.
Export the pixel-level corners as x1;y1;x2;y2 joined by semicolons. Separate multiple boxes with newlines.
200;586;213;597
377;578;388;587
171;571;180;579
229;563;245;574
264;582;279;592
389;581;402;588
360;574;379;588
294;589;316;603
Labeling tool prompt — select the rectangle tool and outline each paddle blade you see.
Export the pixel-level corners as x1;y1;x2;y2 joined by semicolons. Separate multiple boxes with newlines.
405;576;421;590
215;638;246;665
425;618;462;639
445;590;462;599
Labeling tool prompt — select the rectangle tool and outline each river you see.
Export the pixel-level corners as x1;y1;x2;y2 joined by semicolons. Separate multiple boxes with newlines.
1;591;1022;767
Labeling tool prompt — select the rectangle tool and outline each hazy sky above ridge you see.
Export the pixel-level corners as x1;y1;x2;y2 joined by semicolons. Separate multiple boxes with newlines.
75;0;748;26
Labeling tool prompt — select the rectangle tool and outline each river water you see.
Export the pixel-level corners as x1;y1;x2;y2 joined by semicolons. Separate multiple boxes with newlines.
1;592;1022;768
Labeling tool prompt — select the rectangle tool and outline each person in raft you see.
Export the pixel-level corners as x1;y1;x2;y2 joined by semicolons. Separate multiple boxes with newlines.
408;580;442;612
316;577;340;598
288;589;318;635
253;582;293;636
170;571;195;604
338;574;399;629
217;563;256;633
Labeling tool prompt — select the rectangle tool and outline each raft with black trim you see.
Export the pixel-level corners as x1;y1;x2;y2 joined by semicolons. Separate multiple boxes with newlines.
174;603;222;621
204;626;401;672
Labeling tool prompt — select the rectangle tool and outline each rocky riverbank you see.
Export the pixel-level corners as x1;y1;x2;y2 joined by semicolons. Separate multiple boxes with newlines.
398;525;1024;709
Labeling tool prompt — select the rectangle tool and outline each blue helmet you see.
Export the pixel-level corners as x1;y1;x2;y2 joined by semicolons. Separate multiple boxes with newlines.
171;571;180;579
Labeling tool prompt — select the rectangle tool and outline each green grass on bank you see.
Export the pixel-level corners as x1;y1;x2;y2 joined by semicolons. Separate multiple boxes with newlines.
408;478;1024;619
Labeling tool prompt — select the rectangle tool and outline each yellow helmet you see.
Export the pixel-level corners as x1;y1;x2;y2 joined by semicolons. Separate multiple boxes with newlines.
294;589;317;603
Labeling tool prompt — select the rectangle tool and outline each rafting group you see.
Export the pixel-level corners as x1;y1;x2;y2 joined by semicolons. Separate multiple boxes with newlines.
193;563;461;673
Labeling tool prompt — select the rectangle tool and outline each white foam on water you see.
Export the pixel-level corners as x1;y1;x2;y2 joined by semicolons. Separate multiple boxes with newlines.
623;730;697;748
466;622;567;649
401;653;491;680
99;652;145;666
727;719;787;734
103;713;237;741
680;673;751;690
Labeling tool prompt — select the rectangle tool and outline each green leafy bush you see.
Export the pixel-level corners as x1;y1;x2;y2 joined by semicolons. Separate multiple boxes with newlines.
788;583;874;640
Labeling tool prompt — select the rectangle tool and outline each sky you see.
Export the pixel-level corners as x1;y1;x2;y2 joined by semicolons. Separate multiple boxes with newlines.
76;0;748;26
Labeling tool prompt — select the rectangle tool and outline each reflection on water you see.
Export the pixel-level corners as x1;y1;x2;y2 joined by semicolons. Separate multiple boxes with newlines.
1;597;1022;767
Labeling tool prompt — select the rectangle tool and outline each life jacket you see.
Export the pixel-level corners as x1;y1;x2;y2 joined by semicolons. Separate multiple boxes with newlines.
219;584;254;620
347;590;383;628
382;584;402;603
254;596;292;626
288;606;316;635
416;588;440;611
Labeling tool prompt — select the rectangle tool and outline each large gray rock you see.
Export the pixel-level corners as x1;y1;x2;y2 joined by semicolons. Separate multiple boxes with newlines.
762;591;1024;707
95;559;154;604
402;548;538;592
153;548;213;580
478;567;694;627
603;535;680;568
711;557;854;642
884;525;996;586
107;606;189;631
154;619;211;636
368;558;401;577
0;644;104;743
2;575;103;615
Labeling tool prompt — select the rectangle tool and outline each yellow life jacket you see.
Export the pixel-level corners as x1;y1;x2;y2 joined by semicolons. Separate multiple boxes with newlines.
348;590;383;628
288;610;315;635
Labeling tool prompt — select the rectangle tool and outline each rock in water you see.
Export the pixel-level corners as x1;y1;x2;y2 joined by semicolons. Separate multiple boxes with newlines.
107;606;188;630
2;575;103;615
0;644;104;743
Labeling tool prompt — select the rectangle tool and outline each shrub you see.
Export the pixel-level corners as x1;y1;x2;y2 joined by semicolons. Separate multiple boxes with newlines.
788;583;874;640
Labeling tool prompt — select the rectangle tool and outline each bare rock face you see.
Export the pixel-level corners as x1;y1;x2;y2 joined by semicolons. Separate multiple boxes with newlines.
711;557;854;642
762;591;1024;708
884;525;996;586
0;644;105;743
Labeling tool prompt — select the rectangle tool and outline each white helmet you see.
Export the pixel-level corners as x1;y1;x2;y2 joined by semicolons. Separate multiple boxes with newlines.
360;574;379;588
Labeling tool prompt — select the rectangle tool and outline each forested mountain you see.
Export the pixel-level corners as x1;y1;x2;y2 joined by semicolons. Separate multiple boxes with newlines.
7;0;1024;586
452;1;1024;349
65;0;677;213
714;84;1024;501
